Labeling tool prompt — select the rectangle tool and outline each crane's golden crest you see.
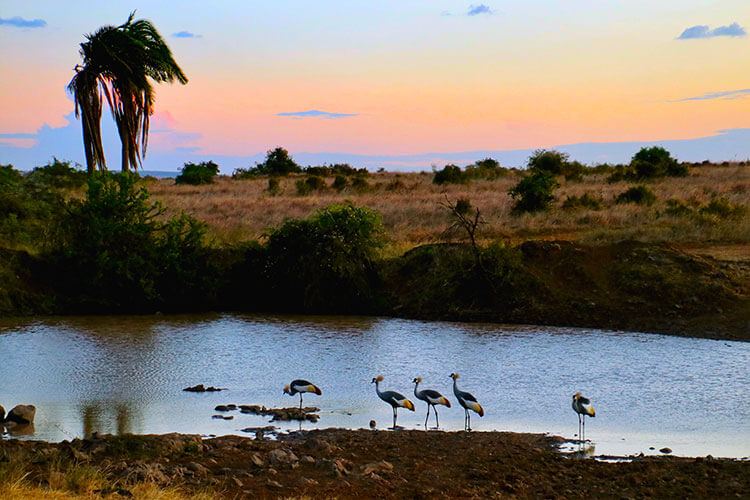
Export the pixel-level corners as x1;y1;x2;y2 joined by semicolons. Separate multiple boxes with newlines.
376;375;383;382
573;392;581;398
450;373;460;379
416;377;422;383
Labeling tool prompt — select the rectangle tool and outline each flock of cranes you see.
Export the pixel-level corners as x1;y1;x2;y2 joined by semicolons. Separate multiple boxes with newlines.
285;375;595;439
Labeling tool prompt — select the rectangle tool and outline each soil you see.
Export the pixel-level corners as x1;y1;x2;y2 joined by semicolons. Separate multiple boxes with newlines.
2;430;748;499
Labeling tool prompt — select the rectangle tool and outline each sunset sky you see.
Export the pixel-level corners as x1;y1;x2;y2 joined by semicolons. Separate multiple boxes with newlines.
1;1;749;171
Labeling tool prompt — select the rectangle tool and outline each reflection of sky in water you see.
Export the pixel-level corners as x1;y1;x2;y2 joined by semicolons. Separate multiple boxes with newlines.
0;314;748;458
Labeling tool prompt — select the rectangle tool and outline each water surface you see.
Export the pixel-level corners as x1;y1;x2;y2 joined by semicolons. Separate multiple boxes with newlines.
0;314;748;458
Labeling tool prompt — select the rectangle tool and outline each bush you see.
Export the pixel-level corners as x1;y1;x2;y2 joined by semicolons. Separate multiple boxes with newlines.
616;185;656;206
632;147;686;179
296;176;326;195
175;161;219;185
665;199;693;216
351;176;371;192
433;164;464;185
699;197;746;218
508;171;560;213
25;158;87;189
54;173;211;312
562;193;603;210
255;147;301;176
562;161;587;182
264;203;384;311
464;158;509;180
0;164;22;188
232;167;256;180
528;149;569;175
267;177;281;196
332;175;348;191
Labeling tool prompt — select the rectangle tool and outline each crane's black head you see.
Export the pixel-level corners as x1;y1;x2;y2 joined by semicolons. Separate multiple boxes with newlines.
449;373;459;380
371;375;383;384
412;377;422;384
283;385;291;395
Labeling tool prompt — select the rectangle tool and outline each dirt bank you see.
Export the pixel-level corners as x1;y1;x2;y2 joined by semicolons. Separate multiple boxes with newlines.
1;430;747;499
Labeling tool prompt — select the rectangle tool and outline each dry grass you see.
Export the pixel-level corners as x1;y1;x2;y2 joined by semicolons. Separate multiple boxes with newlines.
0;483;218;500
146;165;749;252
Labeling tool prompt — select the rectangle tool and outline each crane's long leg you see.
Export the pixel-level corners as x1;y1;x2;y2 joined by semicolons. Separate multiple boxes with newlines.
464;409;468;431
582;416;586;442
468;411;472;431
299;393;303;409
424;405;430;429
392;406;397;429
577;414;582;442
434;406;439;429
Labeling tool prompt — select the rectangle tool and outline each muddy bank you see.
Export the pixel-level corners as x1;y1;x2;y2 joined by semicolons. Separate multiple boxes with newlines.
1;240;747;340
1;430;747;499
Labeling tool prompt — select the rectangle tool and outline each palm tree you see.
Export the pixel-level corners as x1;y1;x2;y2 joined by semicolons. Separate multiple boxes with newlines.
68;12;188;173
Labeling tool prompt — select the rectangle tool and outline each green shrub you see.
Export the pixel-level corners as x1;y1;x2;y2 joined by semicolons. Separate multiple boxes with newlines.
562;161;587;182
606;164;635;183
528;149;568;175
433;164;464;185
0;164;22;189
351;176;371;192
665;199;693;216
232;167;256;180
267;177;281;196
175;161;219;185
254;147;301;176
699;197;746;218
508;171;560;213
332;175;348;191
54;173;211;312
616;185;656;206
454;198;472;216
25;158;87;189
464;158;509;180
631;146;686;179
295;176;326;195
562;193;603;210
264;203;384;311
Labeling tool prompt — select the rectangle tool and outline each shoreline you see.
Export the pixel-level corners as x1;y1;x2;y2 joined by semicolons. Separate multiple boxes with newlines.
1;429;747;498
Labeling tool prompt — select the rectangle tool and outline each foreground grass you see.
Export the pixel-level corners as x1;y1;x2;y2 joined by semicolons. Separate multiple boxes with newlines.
0;483;218;500
147;164;749;251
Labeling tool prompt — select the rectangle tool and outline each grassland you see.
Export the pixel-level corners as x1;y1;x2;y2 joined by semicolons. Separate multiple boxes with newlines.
147;163;749;258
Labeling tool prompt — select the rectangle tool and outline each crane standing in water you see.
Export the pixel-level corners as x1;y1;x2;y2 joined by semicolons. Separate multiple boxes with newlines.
572;392;595;442
449;373;483;431
413;377;451;429
283;379;322;409
372;375;415;429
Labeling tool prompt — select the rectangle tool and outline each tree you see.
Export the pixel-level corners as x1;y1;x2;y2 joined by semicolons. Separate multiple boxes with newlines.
527;149;569;175
255;147;301;175
68;12;188;173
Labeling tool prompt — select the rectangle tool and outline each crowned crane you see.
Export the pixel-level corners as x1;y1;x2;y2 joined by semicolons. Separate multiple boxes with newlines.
572;392;595;442
449;373;483;431
413;377;451;429
371;376;414;429
283;379;322;409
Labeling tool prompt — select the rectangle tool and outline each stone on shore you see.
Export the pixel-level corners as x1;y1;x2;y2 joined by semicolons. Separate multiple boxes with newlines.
5;404;36;424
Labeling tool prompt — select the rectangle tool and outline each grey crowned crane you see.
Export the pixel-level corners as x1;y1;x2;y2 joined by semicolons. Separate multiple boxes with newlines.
572;392;595;442
372;375;415;429
413;377;451;429
283;379;322;409
449;373;484;431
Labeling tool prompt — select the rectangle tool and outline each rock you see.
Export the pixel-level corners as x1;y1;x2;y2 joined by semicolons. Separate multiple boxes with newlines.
183;384;225;392
268;448;298;465
250;453;265;467
232;476;243;488
215;405;231;412
266;479;283;490
300;477;319;486
332;458;353;477
304;438;339;455
301;455;315;464
659;447;672;454
361;460;394;476
212;414;234;420
187;462;209;477
369;419;376;429
5;404;36;424
0;405;4;421
239;405;262;414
